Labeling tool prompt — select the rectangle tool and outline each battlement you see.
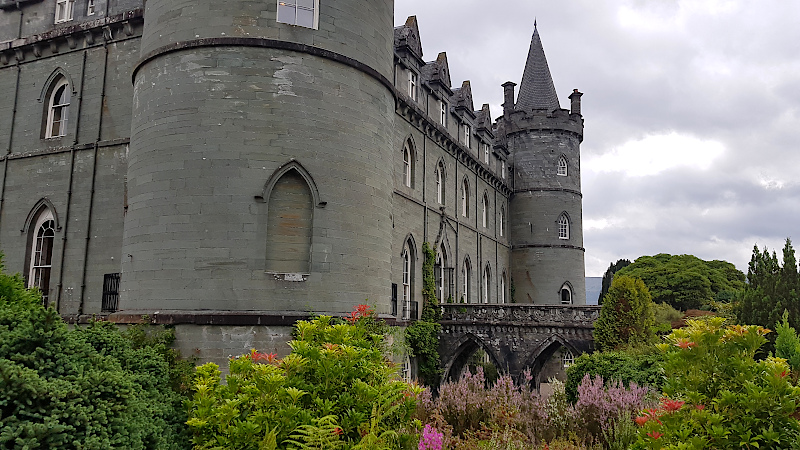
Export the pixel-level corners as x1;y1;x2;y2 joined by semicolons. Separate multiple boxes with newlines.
501;107;583;140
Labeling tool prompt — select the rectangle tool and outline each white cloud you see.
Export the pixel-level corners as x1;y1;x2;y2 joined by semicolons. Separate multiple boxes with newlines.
585;132;725;177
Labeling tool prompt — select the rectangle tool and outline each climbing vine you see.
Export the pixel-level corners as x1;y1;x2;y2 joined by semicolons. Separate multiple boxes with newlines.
405;242;442;386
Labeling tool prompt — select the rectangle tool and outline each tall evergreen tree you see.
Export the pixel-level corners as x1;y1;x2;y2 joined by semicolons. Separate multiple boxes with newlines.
738;238;800;332
598;259;632;304
594;275;656;351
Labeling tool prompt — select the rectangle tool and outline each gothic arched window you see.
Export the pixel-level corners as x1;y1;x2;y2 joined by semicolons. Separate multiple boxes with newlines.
462;258;471;303
45;78;70;138
558;213;569;240
562;349;574;368
499;206;505;237
482;265;491;304
435;163;444;204
461;179;469;218
401;238;416;320
557;156;568;176
265;169;313;274
500;271;507;304
560;283;572;305
482;193;489;228
403;143;412;188
29;209;55;305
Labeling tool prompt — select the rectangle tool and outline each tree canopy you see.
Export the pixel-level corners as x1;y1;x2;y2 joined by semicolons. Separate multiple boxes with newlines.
616;253;745;311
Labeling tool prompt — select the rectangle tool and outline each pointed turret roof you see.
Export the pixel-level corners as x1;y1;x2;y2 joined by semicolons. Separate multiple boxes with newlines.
516;23;560;112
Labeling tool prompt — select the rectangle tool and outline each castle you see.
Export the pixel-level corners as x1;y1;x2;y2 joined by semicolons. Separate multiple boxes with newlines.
0;0;585;371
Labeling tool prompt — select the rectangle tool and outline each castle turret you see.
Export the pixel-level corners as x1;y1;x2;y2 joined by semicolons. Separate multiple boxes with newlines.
503;24;586;305
121;0;396;313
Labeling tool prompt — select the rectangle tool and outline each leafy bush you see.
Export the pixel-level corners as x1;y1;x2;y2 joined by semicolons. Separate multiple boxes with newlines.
776;310;800;377
565;349;663;403
594;276;656;351
0;255;190;449
187;305;420;449
633;317;800;449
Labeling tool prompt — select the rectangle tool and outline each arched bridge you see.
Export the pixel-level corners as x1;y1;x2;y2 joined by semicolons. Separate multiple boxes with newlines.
439;304;600;385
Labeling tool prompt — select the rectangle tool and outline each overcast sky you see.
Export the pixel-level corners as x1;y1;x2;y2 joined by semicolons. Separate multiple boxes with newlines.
395;0;800;277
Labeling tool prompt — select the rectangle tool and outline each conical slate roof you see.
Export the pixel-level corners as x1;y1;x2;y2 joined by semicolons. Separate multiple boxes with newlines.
516;24;560;111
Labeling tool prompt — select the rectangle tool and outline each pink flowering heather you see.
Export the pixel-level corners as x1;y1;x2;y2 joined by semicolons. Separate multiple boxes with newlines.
418;424;443;450
575;373;651;434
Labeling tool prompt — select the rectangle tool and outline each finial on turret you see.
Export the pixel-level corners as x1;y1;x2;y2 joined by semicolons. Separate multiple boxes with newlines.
534;18;537;30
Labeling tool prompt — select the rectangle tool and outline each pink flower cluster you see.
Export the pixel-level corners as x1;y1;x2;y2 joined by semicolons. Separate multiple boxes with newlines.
418;424;443;450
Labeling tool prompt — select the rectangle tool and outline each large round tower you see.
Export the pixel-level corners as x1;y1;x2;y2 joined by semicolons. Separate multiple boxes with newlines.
502;25;586;305
121;0;396;313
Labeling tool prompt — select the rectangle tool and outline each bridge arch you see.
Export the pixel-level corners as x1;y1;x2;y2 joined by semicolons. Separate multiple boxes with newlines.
441;332;503;382
523;334;578;389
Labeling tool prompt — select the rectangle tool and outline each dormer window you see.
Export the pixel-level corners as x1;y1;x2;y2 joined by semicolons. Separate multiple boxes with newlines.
277;0;319;29
55;0;75;23
408;71;418;101
440;101;447;126
462;124;471;147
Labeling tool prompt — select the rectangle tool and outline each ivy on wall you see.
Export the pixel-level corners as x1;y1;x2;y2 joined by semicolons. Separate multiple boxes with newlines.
405;242;442;386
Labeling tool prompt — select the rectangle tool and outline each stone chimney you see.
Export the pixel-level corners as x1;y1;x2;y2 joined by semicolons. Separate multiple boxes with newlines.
502;81;516;118
569;89;583;116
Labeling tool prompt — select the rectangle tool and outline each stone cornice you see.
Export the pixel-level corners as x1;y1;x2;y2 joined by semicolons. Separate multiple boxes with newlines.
440;304;599;327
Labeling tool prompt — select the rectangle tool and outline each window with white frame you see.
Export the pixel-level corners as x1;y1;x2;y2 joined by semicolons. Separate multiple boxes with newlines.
55;0;75;23
402;246;411;319
46;78;70;138
29;210;55;305
483;143;490;164
435;164;444;204
277;0;319;29
482;194;488;228
501;161;506;179
462;259;471;303
87;0;95;15
440;101;447;125
482;265;490;303
462;123;471;147
562;349;574;368
401;355;412;381
408;71;418;101
558;213;569;240
499;206;505;237
500;272;506;304
557;156;568;176
560;283;572;305
403;143;412;187
461;179;469;218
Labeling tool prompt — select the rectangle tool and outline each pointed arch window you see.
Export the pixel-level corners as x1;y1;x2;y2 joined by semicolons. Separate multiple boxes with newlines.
482;265;491;304
482;193;489;228
435;163;444;204
558;213;569;240
265;169;313;274
557;156;568;176
560;283;573;305
403;142;413;188
462;259;471;303
499;206;505;237
461;179;469;218
402;246;411;319
500;271;507;304
29;209;55;305
562;349;574;368
45;78;70;138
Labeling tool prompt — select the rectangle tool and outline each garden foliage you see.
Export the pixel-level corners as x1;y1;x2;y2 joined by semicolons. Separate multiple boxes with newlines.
405;242;442;386
565;349;664;403
594;275;657;351
0;256;190;449
633;317;800;449
187;305;420;449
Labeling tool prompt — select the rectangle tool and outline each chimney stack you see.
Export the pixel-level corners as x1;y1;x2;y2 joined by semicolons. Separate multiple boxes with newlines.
569;89;583;116
502;81;516;118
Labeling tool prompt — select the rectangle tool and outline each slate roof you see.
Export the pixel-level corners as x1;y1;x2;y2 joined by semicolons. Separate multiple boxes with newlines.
516;24;560;112
393;16;423;62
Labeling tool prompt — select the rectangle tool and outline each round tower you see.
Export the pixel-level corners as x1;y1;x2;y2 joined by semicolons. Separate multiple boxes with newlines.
121;0;396;313
503;25;586;305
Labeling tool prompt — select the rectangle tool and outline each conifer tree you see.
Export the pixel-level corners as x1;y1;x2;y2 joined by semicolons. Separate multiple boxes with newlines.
594;275;656;351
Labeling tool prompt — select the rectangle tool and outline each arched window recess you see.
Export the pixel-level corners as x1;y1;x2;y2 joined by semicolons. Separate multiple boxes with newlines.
560;282;573;305
256;160;324;208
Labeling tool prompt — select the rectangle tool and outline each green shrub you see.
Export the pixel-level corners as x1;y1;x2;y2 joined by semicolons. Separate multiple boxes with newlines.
565;350;663;404
633;317;800;449
0;255;190;449
187;305;420;449
594;276;656;351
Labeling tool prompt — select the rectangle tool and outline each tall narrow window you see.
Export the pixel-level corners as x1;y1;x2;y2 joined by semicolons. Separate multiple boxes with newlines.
29;210;55;305
560;283;572;305
435;164;444;204
500;272;507;304
87;0;95;15
501;161;506;179
46;79;70;138
462;259;471;303
402;247;411;319
55;0;75;23
403;143;412;187
440;101;447;125
562;350;574;368
461;179;469;218
462;124;471;147
408;71;418;101
499;206;505;237
265;170;313;274
482;265;490;303
558;214;569;240
483;143;490;164
482;194;488;228
557;156;568;176
277;0;319;29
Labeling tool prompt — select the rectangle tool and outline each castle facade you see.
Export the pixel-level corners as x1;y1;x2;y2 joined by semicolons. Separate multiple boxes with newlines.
0;0;585;368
